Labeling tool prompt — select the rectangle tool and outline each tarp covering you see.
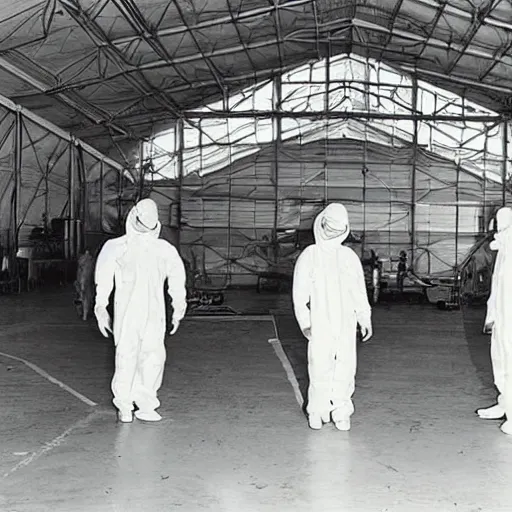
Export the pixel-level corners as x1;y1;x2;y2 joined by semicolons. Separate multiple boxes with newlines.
142;54;511;286
148;136;505;285
1;2;512;289
0;93;132;260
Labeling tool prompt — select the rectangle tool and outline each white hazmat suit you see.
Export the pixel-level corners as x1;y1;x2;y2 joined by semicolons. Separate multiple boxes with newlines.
478;206;512;435
292;203;372;431
94;198;187;423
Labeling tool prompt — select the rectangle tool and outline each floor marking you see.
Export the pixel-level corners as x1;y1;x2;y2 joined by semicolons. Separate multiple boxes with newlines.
3;410;98;479
0;351;97;407
188;314;274;321
268;314;304;408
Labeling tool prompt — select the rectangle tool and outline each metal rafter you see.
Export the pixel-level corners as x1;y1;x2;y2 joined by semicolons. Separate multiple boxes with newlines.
108;0;197;91
58;0;185;121
445;0;500;76
179;109;501;121
377;0;406;62
1;0;511;144
0;52;131;137
46;36;310;95
479;37;512;82
169;0;226;96
273;0;286;73
353;18;511;68
414;0;447;62
224;0;259;83
398;62;512;97
0;91;123;170
87;0;110;20
0;2;49;51
109;0;314;45
411;0;512;32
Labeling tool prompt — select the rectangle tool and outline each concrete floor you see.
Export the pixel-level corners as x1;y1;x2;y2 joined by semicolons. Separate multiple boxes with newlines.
0;289;511;512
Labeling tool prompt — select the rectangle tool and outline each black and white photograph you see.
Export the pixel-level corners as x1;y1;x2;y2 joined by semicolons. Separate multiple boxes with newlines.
1;1;512;510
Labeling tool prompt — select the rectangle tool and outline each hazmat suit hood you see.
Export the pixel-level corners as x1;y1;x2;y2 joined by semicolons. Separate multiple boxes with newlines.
490;207;512;251
125;198;161;239
313;203;350;249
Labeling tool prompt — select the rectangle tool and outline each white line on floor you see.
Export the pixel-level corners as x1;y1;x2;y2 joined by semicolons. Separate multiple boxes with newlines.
0;351;98;407
3;411;98;479
268;314;304;409
188;314;274;321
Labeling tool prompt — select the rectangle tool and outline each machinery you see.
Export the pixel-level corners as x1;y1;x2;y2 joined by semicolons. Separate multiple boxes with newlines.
424;231;495;310
184;254;238;315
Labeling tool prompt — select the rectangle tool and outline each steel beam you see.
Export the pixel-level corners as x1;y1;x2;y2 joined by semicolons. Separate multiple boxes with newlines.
399;63;512;97
12;108;22;254
180;109;502;122
354;18;510;72
69;139;76;259
411;0;512;32
176;118;183;251
0;54;129;137
445;0;500;75
0;90;124;171
502;121;508;206
109;0;314;45
410;78;418;264
272;75;282;265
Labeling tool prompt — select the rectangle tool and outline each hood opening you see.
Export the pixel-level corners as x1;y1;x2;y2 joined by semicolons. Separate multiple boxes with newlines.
313;203;350;246
125;198;161;238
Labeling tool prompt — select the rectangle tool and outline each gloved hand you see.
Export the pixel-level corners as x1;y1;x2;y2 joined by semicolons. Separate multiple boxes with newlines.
302;326;312;340
170;319;180;336
483;321;494;334
96;308;112;338
359;319;373;342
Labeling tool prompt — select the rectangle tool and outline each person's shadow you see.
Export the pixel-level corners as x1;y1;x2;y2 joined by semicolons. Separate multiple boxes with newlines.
272;314;310;415
462;304;495;397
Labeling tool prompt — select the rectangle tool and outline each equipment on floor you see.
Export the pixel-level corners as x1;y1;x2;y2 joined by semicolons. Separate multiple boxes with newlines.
184;252;238;316
74;249;96;321
0;245;21;294
361;249;382;305
424;230;495;310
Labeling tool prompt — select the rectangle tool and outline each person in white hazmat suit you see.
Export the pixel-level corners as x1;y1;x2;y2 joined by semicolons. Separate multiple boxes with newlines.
478;206;512;435
292;203;373;431
94;198;187;423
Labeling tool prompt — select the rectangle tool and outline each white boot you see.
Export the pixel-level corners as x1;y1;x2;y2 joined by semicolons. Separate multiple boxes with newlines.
308;415;322;430
334;419;351;431
118;410;133;423
477;404;505;420
500;420;512;435
135;410;162;422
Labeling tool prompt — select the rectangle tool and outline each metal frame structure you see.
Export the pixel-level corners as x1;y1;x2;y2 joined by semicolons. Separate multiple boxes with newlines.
0;92;127;270
141;54;510;286
0;0;511;153
0;0;512;289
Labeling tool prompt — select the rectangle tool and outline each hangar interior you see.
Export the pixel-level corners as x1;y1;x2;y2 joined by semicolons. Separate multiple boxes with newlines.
1;1;512;511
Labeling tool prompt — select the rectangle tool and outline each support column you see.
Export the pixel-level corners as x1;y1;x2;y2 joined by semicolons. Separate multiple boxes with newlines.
324;46;331;211
272;75;282;265
77;146;86;255
99;160;104;232
502;121;508;206
176;118;184;252
138;139;145;199
68;138;76;259
362;56;370;258
12;107;22;256
117;159;123;233
410;77;418;265
455;160;460;268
